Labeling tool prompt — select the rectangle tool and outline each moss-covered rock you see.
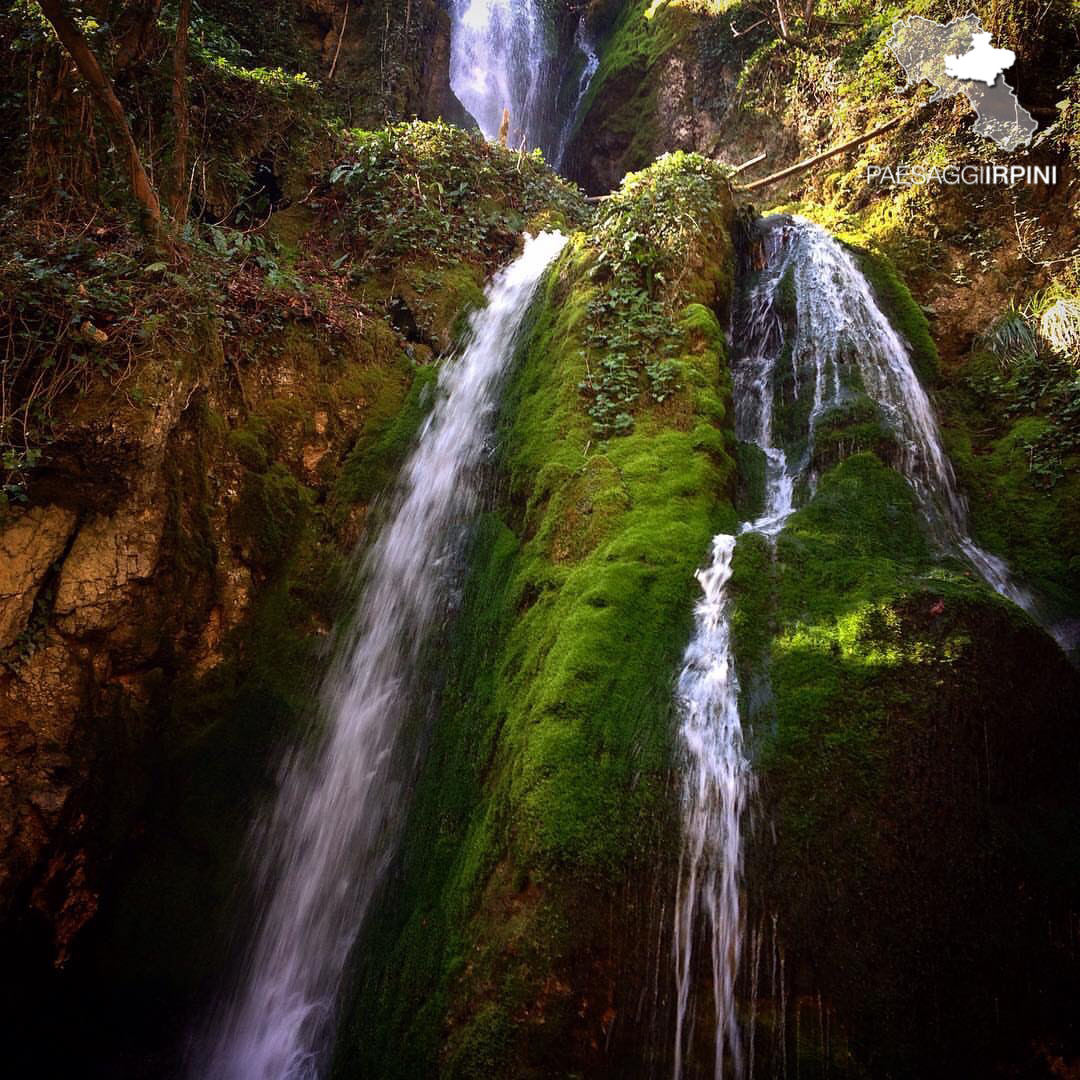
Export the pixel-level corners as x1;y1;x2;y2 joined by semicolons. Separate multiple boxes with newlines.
335;153;737;1079
727;448;1080;1077
564;0;705;194
942;351;1080;617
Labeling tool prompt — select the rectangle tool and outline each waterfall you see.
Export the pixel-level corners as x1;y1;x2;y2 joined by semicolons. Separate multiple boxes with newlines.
553;16;600;169
672;221;821;1080
191;231;567;1080
671;215;1066;1079
783;218;1072;649
448;0;596;169
672;532;749;1080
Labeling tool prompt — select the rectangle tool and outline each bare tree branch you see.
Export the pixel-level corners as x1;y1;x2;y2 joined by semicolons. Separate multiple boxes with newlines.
328;0;350;84
169;0;191;225
37;0;164;238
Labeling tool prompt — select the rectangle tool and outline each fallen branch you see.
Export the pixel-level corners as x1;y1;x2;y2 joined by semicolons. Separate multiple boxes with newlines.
730;150;767;175
731;17;769;38
734;109;918;193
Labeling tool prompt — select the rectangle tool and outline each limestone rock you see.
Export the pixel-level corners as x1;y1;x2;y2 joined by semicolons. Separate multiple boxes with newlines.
0;506;78;649
53;504;166;636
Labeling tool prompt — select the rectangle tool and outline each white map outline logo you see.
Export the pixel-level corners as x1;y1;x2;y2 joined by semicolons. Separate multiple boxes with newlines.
886;14;1036;151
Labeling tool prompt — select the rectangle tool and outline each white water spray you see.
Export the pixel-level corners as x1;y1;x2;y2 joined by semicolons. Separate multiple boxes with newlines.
787;218;1072;648
672;215;1066;1080
449;0;597;168
192;231;567;1080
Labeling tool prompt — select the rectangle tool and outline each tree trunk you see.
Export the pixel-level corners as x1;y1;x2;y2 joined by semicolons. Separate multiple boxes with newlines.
113;0;163;72
773;0;809;46
37;0;163;237
170;0;191;224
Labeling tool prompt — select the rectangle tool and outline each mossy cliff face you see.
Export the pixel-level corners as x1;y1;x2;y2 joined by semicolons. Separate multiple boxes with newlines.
1;0;1078;1075
334;153;736;1079
300;0;471;128
564;0;728;194
0;295;438;1073
719;255;1080;1074
734;453;1080;1077
566;2;1079;624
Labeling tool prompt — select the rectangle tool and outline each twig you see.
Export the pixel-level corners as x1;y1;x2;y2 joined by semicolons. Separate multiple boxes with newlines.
730;151;767;175
328;0;349;84
731;17;768;38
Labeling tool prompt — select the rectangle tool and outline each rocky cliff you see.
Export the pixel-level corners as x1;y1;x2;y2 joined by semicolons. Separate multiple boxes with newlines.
1;1;1078;1077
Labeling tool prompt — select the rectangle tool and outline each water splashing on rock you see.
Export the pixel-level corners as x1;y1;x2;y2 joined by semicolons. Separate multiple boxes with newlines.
671;215;1067;1079
449;0;597;169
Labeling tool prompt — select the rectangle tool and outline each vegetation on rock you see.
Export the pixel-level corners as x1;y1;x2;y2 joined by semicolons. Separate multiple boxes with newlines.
0;0;1078;1077
337;153;736;1079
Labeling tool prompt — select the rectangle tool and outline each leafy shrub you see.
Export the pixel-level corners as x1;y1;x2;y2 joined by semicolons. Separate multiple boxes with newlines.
578;151;731;435
979;305;1038;369
326;121;585;274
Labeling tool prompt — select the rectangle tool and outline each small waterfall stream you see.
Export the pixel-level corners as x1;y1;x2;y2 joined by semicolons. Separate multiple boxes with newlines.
193;231;567;1080
553;16;600;169
671;215;1063;1079
449;0;597;168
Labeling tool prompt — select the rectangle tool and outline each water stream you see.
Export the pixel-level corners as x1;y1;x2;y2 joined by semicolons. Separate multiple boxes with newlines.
449;0;597;168
671;215;1064;1079
553;16;600;169
192;231;567;1080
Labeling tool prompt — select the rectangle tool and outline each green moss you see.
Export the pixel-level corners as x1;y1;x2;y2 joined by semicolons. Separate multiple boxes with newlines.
335;361;439;506
231;463;313;568
228;426;270;472
337;175;738;1078
730;530;774;682
947;409;1080;610
395;260;488;351
771;338;814;465
846;242;939;384
811;399;898;473
164;402;221;579
567;0;687;169
735;440;767;519
776;262;797;323
726;439;1080;1075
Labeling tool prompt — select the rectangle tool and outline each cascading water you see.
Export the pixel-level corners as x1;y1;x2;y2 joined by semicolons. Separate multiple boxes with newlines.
785;217;1073;650
448;0;597;168
671;215;1066;1079
450;0;541;145
671;222;817;1080
553;16;600;169
192;231;567;1080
